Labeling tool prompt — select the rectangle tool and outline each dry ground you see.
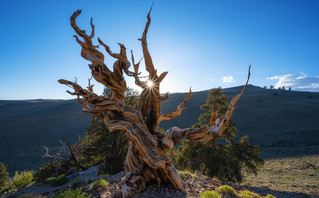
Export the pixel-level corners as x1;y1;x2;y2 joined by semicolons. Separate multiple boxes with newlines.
242;155;319;197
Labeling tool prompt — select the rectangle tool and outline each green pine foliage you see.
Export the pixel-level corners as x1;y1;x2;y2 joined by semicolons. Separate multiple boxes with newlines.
54;186;91;198
34;162;58;183
0;162;9;190
8;171;34;189
34;160;75;183
78;119;128;174
78;87;138;174
172;88;264;182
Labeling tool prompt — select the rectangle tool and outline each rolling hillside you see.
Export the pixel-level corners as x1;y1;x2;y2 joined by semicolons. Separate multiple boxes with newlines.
1;85;319;175
160;85;319;159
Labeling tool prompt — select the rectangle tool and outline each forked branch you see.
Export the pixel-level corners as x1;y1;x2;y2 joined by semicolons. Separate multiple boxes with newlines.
162;66;251;148
157;88;192;125
41;146;64;162
131;50;147;88
70;10;131;102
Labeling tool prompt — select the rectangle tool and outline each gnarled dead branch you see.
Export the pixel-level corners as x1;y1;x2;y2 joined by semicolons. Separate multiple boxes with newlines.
59;7;251;198
157;88;192;125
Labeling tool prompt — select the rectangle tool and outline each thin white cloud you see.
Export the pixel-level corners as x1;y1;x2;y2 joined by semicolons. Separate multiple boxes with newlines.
222;76;234;83
267;72;319;91
210;78;215;81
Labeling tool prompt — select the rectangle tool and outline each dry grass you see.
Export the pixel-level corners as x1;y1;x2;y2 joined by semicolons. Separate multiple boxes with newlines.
242;155;319;196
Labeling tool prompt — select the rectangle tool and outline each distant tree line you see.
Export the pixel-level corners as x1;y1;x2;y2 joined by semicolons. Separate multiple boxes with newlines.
265;85;291;91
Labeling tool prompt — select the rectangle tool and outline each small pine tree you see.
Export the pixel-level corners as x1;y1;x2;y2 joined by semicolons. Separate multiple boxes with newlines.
0;162;9;190
172;88;264;182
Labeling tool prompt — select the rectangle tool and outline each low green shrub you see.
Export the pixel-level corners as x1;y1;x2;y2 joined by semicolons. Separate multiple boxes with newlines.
284;175;292;180
34;162;57;183
178;170;199;179
34;161;74;183
200;190;221;198
89;179;109;190
9;171;33;189
71;178;85;188
217;185;238;197
178;170;192;178
52;174;68;186
54;186;91;198
0;162;9;190
239;190;261;198
265;194;276;198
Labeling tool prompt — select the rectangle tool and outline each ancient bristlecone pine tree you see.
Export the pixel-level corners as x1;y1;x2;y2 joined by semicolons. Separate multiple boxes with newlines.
59;8;251;198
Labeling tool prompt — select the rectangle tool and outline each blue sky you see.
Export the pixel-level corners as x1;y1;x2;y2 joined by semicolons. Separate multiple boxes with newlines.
1;0;319;100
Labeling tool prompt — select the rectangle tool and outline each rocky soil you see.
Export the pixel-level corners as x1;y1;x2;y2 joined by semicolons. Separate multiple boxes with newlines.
6;166;316;198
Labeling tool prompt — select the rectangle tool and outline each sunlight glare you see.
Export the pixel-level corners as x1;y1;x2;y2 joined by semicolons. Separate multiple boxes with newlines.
147;80;154;88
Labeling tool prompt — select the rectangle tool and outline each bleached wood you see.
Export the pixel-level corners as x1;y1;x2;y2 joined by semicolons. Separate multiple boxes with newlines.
59;8;250;198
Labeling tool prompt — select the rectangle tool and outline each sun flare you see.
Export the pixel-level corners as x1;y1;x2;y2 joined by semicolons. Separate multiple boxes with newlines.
147;80;154;88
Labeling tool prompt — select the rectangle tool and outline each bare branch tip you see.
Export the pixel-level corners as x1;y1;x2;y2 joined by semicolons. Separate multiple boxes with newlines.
72;10;82;18
58;79;69;85
148;2;154;17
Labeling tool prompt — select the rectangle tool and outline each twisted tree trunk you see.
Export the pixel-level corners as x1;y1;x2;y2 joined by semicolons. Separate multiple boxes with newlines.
59;7;251;198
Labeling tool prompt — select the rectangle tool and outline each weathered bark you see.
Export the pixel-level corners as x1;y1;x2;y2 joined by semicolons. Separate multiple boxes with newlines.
59;8;251;198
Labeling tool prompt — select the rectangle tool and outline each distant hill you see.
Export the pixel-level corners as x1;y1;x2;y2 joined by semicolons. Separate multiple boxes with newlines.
0;99;91;175
160;85;319;159
1;85;319;175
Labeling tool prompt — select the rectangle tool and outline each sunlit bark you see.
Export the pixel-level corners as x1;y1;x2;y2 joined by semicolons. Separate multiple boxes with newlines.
59;8;251;198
